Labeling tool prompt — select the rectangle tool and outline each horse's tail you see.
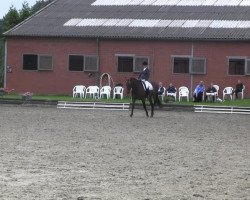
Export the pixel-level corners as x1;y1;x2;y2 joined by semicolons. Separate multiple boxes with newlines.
152;82;162;108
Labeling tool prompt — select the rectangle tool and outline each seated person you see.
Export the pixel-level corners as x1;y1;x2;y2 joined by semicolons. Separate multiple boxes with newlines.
232;79;244;99
193;81;205;102
157;82;164;95
166;83;176;94
205;83;217;102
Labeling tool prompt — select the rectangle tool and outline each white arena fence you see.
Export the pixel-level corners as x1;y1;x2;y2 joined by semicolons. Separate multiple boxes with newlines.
57;101;129;111
194;105;250;115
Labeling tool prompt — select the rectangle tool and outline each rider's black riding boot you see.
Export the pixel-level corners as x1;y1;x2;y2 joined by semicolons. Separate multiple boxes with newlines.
145;89;149;97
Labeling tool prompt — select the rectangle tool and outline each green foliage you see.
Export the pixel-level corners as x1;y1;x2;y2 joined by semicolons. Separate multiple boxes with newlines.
2;6;20;32
19;1;31;22
31;0;53;14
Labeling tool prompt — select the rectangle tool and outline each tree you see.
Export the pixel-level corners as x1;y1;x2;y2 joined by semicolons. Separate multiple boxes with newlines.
31;0;53;14
19;1;31;22
2;6;20;33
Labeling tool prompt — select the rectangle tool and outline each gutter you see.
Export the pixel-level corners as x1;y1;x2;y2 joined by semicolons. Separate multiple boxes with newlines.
4;40;7;88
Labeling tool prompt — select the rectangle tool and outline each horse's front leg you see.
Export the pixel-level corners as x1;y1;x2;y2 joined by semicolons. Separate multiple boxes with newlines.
130;98;135;117
149;96;154;117
142;99;149;117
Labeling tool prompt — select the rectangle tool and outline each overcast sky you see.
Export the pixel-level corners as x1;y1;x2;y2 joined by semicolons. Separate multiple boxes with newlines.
0;0;38;19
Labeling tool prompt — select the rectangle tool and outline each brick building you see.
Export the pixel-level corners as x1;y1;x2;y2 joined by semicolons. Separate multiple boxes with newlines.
4;0;250;97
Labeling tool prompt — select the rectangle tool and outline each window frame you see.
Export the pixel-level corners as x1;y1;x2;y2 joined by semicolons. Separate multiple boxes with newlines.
23;54;53;71
84;55;99;72
172;55;207;75
228;57;247;76
68;54;84;72
116;54;150;73
22;54;38;71
38;54;53;71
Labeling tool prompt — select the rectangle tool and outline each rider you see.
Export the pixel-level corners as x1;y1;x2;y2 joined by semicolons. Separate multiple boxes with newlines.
138;61;153;94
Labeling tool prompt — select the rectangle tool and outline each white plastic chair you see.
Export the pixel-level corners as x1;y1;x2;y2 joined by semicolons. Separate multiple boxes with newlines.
113;86;124;99
158;87;166;101
206;84;219;101
223;87;233;100
166;87;177;101
73;85;86;98
100;86;111;99
179;86;189;101
85;86;99;99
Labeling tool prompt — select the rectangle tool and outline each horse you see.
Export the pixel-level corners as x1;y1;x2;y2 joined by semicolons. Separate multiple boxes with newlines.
126;77;161;117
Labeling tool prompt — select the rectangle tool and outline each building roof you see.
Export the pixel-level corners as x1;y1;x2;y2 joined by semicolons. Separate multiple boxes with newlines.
4;0;250;41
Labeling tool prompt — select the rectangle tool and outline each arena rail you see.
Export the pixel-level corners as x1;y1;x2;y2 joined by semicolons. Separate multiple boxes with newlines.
57;101;129;111
194;105;250;115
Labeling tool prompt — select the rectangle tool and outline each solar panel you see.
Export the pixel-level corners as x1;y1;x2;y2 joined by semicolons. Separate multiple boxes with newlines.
240;0;250;6
140;0;158;5
129;19;159;27
237;21;250;28
201;0;217;6
195;20;213;27
115;19;134;26
155;20;172;27
64;18;250;29
102;19;121;26
64;18;82;26
182;20;200;28
128;0;144;5
168;20;186;27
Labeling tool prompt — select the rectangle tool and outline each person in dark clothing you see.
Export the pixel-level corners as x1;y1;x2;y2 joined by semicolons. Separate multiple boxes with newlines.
205;83;217;102
157;82;164;95
166;83;176;94
232;80;244;99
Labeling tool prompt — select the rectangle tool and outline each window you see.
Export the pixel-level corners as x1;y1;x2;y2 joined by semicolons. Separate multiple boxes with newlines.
38;55;53;70
134;57;149;72
23;54;38;70
23;54;53;71
246;59;250;75
84;56;99;72
69;55;84;71
190;58;206;74
118;56;133;72
173;56;206;74
173;57;189;74
117;55;149;72
228;58;245;75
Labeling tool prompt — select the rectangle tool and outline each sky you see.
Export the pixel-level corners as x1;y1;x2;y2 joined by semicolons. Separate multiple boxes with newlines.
0;0;38;19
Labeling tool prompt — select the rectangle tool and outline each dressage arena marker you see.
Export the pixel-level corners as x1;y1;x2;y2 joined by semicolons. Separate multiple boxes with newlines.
194;105;250;115
57;101;129;111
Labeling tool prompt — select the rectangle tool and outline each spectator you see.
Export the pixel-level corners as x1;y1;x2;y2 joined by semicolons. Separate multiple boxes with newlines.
205;83;217;102
232;79;244;99
166;83;176;94
193;81;205;102
157;82;164;95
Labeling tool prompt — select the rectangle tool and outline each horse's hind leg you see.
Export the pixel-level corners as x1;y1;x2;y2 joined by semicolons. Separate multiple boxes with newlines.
142;99;149;117
130;99;135;117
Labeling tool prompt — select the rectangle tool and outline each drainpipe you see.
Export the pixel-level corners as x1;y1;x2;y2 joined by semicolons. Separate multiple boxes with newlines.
4;40;7;88
96;37;100;86
190;43;194;97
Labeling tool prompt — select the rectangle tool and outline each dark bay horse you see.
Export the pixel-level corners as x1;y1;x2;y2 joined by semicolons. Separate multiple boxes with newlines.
126;77;161;117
